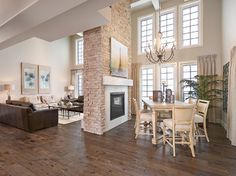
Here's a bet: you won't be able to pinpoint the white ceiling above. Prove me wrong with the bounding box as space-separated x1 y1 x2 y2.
0 0 38 27
0 0 118 50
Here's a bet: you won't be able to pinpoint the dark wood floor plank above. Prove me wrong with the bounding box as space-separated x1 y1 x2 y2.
0 120 235 176
5 163 37 176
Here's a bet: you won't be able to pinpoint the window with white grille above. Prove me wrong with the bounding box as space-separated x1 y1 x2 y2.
181 63 197 100
76 38 84 65
160 65 175 92
141 67 153 99
139 15 153 53
75 71 83 97
160 10 175 48
181 1 201 47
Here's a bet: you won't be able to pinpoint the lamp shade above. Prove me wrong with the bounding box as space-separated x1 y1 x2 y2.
3 84 11 91
68 85 75 91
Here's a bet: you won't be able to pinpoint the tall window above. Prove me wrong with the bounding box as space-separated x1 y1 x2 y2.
76 38 84 64
160 65 175 92
160 10 175 48
181 63 197 100
181 1 201 47
141 67 153 99
75 71 83 97
139 15 153 53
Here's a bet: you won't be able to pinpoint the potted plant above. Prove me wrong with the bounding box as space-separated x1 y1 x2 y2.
180 75 223 107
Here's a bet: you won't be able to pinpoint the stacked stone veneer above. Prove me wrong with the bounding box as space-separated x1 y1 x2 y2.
83 0 132 135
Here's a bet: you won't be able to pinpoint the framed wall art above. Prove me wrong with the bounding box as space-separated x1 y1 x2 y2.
38 65 51 94
110 38 128 78
21 63 38 94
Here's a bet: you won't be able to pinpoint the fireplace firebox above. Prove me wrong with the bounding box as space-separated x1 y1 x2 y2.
110 92 125 120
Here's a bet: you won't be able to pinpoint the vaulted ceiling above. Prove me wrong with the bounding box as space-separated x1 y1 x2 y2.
0 0 118 50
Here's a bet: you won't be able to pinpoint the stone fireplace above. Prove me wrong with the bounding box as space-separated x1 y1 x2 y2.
82 0 131 135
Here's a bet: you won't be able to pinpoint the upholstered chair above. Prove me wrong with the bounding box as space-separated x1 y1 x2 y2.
163 105 195 157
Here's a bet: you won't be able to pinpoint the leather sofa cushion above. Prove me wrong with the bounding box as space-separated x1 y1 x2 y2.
6 100 36 111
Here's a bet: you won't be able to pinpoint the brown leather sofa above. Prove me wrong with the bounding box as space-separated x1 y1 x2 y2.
0 101 58 132
70 96 84 113
63 96 84 113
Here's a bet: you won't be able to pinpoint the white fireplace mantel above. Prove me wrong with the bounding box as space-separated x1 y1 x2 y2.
103 76 132 132
103 76 133 86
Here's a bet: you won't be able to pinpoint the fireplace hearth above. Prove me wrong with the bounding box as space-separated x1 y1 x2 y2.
110 92 125 120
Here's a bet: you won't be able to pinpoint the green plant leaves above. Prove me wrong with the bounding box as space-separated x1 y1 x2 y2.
180 75 223 105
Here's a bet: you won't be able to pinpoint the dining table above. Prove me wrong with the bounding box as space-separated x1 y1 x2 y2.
142 99 194 145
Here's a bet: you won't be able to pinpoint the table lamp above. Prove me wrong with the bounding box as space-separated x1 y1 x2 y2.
67 85 75 98
4 84 13 101
68 85 75 91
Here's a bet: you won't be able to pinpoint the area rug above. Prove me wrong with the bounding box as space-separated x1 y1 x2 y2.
58 114 83 125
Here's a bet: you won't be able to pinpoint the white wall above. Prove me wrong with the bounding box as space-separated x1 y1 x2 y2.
222 0 236 64
0 37 70 102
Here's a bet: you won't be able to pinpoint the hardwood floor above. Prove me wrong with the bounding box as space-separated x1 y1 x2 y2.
0 120 235 176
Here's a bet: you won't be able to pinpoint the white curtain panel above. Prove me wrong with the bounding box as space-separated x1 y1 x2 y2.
131 63 140 115
227 46 236 146
197 54 217 75
197 54 218 123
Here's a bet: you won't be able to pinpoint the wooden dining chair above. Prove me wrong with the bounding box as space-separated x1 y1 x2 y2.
133 98 152 139
194 99 210 142
163 105 195 157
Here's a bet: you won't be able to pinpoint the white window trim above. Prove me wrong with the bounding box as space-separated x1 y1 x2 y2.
179 0 203 49
158 62 178 93
75 38 84 65
137 14 154 55
178 60 197 100
160 7 177 50
140 64 156 104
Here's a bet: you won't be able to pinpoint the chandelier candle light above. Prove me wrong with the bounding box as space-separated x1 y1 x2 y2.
145 7 176 64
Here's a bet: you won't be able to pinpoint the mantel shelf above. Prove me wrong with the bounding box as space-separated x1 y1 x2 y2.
103 76 133 86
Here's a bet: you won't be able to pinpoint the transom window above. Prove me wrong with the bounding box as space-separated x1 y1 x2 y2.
181 63 197 100
160 65 175 92
76 38 84 65
160 10 175 48
181 2 200 47
141 67 153 99
139 16 153 53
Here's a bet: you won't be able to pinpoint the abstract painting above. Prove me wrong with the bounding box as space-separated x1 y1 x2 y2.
21 63 38 94
110 38 128 78
39 65 51 94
